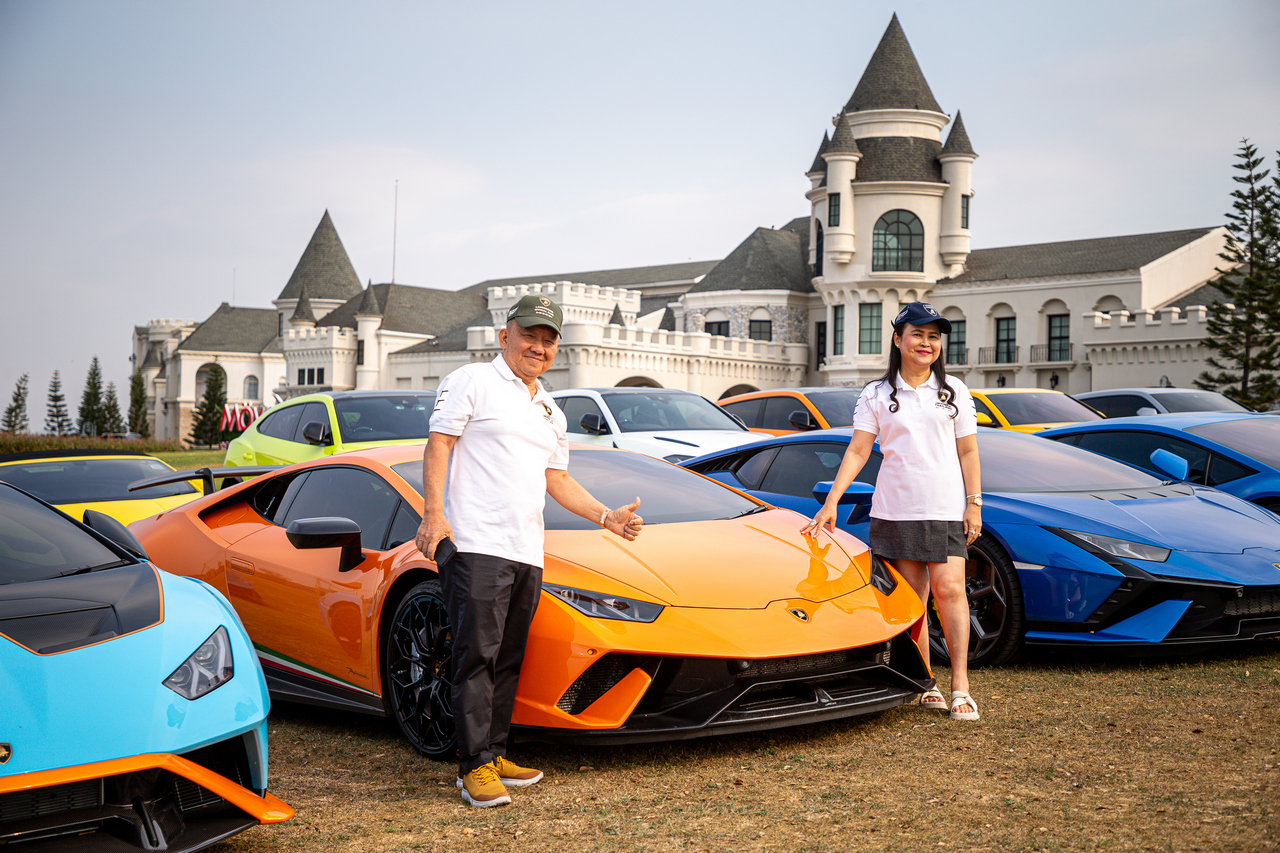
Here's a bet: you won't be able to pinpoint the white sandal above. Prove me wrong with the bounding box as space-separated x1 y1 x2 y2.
920 687 946 711
949 690 980 721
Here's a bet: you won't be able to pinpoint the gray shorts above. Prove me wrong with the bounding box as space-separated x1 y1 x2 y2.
869 518 967 564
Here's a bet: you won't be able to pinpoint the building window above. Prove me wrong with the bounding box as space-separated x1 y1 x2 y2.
813 220 824 278
815 321 826 368
297 368 306 386
705 321 729 337
356 339 365 366
243 376 259 401
305 368 315 385
872 210 924 272
827 193 840 228
278 313 283 337
316 367 325 386
833 305 845 356
947 320 966 365
858 304 881 354
749 320 772 341
996 317 1017 363
1048 314 1070 362
961 195 970 230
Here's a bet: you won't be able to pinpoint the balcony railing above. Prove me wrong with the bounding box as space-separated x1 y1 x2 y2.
978 345 1019 365
1030 342 1073 363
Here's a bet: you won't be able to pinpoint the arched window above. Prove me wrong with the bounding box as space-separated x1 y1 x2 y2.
749 308 772 341
704 309 729 338
194 363 223 402
872 210 924 272
243 375 260 401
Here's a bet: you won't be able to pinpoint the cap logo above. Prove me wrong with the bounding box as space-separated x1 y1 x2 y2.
539 297 551 307
921 303 938 316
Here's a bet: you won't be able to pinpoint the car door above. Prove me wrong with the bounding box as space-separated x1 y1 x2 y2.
224 465 410 698
556 394 614 448
1070 430 1210 483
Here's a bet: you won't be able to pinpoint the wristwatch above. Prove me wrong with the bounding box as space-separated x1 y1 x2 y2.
966 494 983 507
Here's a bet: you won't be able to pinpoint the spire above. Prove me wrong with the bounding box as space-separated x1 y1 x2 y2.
608 303 625 325
278 210 364 302
826 114 861 156
807 131 830 175
290 282 317 325
941 110 976 156
843 14 943 114
355 280 382 317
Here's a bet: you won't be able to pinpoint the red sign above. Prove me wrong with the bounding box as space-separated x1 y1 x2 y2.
221 403 266 433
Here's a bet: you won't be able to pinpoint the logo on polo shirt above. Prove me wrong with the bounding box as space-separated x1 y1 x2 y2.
539 402 555 423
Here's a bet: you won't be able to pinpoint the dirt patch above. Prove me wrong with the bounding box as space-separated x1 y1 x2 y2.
221 641 1280 852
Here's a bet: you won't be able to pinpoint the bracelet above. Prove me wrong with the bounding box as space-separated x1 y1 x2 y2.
966 494 981 499
600 509 609 527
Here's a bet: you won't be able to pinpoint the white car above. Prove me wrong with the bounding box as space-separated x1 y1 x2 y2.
1074 387 1256 418
550 388 764 462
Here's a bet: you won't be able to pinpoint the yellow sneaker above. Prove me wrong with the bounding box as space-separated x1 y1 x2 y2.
493 755 543 787
457 763 511 808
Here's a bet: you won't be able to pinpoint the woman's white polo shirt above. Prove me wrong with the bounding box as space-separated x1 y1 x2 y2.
429 355 569 567
852 373 977 522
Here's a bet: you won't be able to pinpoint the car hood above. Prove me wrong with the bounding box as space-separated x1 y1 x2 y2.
613 430 763 459
544 508 871 609
991 484 1280 554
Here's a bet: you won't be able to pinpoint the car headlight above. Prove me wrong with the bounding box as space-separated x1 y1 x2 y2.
1060 530 1170 563
543 584 664 623
164 626 234 700
868 555 899 596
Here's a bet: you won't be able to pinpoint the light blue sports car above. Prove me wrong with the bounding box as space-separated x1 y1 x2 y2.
0 482 292 851
685 428 1280 667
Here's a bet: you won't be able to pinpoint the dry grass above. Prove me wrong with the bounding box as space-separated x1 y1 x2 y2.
221 641 1280 852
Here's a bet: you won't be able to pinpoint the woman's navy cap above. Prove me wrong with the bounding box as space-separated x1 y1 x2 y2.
892 301 952 335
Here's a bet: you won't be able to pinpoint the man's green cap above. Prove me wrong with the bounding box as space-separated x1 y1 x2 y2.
507 294 563 334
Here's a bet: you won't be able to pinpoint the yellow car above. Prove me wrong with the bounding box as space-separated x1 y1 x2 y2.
0 449 202 525
969 388 1104 433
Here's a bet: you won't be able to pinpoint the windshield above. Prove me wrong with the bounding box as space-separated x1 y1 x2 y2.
1187 418 1280 469
1151 391 1251 413
0 456 195 503
806 389 862 426
976 431 1162 493
335 394 436 443
0 486 129 584
601 391 745 433
394 449 760 528
989 392 1103 425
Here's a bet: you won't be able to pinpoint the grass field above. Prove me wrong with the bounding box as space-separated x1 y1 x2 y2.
151 449 228 469
219 642 1279 852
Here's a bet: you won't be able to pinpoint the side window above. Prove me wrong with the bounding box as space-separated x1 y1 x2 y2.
1096 395 1148 418
760 397 802 431
290 402 331 443
720 399 763 429
279 467 403 550
758 443 847 498
972 397 995 420
385 501 422 550
733 447 779 489
258 405 303 440
1206 453 1255 487
1073 431 1209 484
558 396 607 435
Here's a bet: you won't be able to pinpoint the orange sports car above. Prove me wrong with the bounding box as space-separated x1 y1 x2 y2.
131 444 930 758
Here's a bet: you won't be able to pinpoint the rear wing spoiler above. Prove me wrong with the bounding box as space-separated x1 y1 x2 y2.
129 466 283 496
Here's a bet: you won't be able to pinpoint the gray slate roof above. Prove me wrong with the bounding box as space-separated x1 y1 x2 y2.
395 308 494 354
843 15 943 114
356 283 382 316
941 111 976 157
943 228 1217 284
687 226 812 294
277 210 364 302
826 115 861 156
807 131 830 176
290 284 317 324
319 282 488 337
853 136 943 183
1164 281 1227 310
178 303 280 354
468 260 719 292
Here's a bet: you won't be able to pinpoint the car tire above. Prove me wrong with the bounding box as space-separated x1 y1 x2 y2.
382 579 457 759
928 533 1026 669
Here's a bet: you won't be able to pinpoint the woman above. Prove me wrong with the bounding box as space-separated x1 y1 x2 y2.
803 301 982 721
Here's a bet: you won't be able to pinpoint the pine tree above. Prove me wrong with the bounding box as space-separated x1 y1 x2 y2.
103 382 126 434
1195 140 1280 408
45 371 72 436
77 356 107 436
128 366 151 437
188 363 228 447
2 374 29 433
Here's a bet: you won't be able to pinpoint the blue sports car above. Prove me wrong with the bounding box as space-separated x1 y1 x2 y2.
1039 413 1280 514
684 428 1280 667
0 483 292 851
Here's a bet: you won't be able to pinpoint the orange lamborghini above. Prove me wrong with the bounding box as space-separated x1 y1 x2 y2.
131 444 930 758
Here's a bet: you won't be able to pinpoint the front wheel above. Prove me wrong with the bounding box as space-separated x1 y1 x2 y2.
383 579 456 759
928 533 1026 668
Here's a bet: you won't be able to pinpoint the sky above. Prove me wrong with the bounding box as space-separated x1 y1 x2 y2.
2 0 1278 430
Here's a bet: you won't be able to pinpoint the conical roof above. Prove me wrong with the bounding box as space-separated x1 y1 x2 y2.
277 210 364 301
807 131 830 175
355 281 383 317
843 14 942 114
290 282 317 324
609 303 625 325
826 114 861 156
941 110 976 156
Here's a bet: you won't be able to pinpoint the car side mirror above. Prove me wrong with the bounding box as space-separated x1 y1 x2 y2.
789 410 820 431
82 509 148 560
579 413 611 435
975 412 994 426
1136 406 1158 417
302 421 333 446
286 517 365 571
1149 448 1190 482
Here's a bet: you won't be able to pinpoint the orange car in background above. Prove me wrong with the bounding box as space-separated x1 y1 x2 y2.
132 444 930 758
719 387 864 436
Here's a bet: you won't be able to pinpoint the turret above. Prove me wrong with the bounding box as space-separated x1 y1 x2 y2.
354 282 383 390
939 111 977 275
822 113 861 265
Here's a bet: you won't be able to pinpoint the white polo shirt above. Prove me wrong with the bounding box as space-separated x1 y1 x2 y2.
851 373 978 522
429 355 569 567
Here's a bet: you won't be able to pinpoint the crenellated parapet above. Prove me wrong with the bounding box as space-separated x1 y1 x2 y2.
284 325 358 350
1081 305 1219 389
486 281 642 328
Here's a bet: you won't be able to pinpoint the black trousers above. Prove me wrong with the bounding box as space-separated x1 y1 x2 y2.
439 551 542 775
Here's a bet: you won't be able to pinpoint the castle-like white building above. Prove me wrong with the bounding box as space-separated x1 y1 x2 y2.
135 15 1229 443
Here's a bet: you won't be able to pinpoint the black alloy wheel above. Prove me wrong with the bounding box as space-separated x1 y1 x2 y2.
928 533 1026 668
383 579 457 759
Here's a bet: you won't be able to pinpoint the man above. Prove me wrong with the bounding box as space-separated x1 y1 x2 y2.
414 293 643 808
